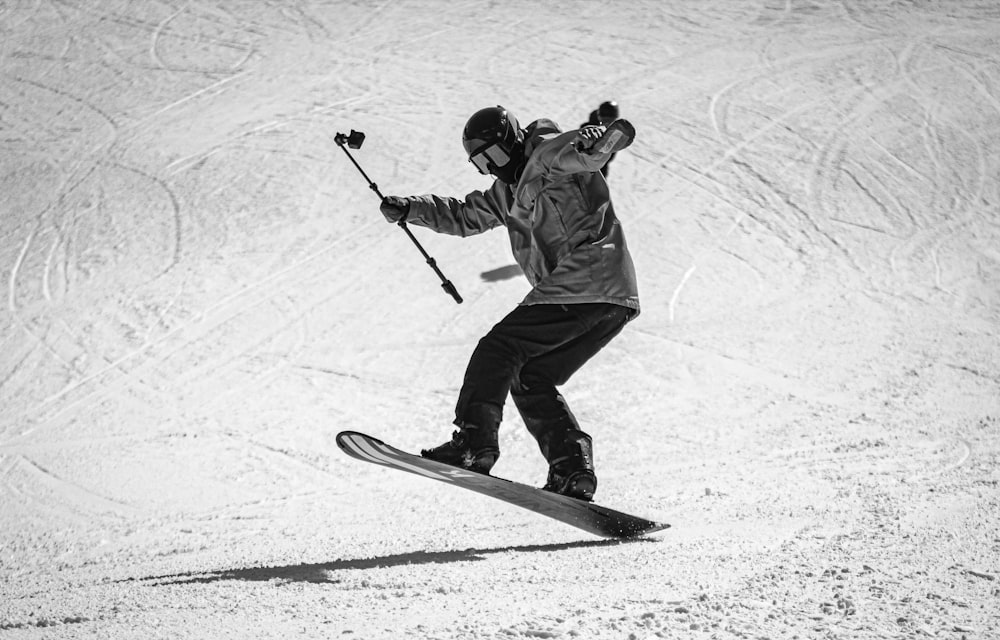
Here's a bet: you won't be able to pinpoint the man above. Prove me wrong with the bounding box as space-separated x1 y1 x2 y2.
379 105 638 501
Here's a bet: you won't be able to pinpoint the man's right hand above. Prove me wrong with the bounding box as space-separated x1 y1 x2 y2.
380 195 410 223
575 125 606 151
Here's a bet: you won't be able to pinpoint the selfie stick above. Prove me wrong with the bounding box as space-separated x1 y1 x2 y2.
335 130 462 304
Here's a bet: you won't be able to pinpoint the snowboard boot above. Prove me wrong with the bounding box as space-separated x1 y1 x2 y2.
421 423 499 475
542 431 597 502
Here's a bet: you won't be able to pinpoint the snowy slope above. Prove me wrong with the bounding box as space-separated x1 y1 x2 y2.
2 1 999 638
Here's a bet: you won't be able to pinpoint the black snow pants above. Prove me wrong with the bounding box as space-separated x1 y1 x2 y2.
454 302 633 462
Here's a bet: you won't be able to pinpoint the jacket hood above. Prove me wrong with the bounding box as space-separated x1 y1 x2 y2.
524 119 562 156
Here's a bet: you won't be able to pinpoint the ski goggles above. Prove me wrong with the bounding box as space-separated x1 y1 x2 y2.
468 141 511 175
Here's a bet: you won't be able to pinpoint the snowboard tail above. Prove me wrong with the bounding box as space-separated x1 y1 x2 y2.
337 430 669 539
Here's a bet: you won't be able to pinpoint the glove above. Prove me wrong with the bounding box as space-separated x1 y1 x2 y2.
575 125 606 151
380 195 410 223
590 119 635 154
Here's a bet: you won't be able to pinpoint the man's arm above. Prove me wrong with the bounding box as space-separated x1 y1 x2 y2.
538 120 635 177
395 180 512 237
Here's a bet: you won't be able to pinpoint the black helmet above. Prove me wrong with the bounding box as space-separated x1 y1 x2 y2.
462 106 525 184
597 100 619 123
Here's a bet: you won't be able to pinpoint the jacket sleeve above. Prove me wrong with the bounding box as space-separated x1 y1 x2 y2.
404 181 511 237
533 129 614 178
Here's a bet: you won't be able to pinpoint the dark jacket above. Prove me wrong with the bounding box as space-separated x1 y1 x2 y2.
405 119 639 313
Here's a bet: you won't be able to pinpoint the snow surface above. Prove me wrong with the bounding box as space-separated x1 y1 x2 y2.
2 1 999 638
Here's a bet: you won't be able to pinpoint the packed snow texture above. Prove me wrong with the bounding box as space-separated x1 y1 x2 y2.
2 1 999 638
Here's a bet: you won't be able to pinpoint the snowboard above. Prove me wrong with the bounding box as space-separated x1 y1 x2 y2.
336 430 670 539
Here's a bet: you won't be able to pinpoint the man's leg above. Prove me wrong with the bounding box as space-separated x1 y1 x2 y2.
510 303 632 498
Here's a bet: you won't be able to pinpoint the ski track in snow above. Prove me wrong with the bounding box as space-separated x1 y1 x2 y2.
2 1 999 638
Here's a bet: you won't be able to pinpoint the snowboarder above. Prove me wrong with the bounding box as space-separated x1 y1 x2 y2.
582 100 620 177
379 105 638 501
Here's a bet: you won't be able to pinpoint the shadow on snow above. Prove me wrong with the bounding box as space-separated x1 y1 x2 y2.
128 538 659 585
